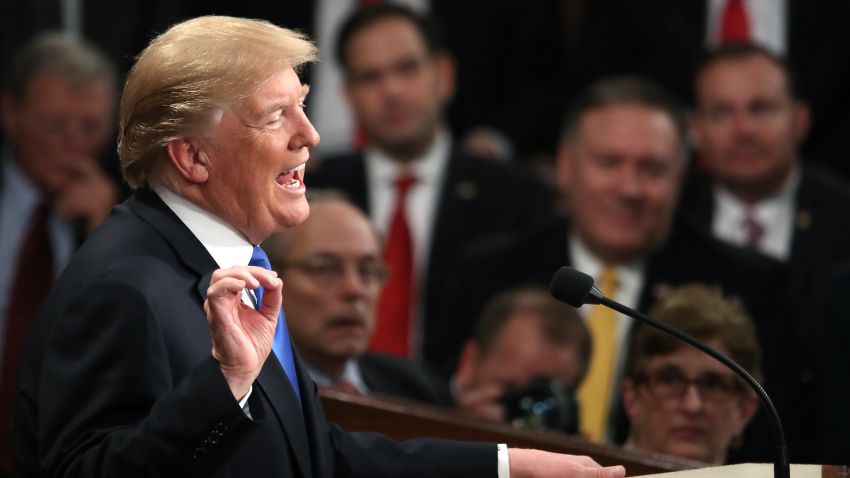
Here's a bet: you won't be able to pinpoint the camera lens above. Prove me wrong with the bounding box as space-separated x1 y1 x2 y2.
500 376 579 434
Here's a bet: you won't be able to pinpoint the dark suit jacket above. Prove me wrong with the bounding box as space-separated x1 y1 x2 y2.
443 213 803 463
13 189 495 478
815 261 850 464
680 165 850 462
306 149 555 372
358 353 453 407
682 164 850 343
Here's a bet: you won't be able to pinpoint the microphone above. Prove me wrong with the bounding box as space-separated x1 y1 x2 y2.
549 266 790 478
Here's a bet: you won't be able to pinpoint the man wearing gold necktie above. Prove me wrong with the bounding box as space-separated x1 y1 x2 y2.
552 77 791 461
446 76 793 461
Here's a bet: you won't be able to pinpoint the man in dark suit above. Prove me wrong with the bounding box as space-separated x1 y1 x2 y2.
0 33 119 475
453 288 589 433
13 15 624 478
307 5 555 370
443 76 799 461
264 192 451 405
681 43 850 462
684 43 850 346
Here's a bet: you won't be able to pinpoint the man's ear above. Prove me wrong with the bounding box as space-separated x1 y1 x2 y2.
792 100 812 145
433 51 456 103
454 341 480 386
165 138 210 184
555 145 574 197
621 378 639 420
1 93 19 135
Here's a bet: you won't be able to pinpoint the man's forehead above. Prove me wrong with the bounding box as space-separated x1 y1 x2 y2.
645 350 729 373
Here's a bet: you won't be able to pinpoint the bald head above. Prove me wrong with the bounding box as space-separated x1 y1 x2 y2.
264 196 386 378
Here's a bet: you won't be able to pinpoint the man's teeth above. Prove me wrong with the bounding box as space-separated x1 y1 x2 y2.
283 178 301 189
283 163 306 174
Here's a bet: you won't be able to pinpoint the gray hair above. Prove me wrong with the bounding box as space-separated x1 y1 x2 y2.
5 32 116 102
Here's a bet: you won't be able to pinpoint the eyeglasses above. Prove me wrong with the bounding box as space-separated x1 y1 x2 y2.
635 366 745 404
281 255 388 288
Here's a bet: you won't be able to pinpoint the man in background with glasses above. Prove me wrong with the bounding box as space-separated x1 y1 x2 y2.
265 192 450 405
621 284 760 464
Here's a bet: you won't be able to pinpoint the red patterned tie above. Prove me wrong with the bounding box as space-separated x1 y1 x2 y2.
370 172 417 357
720 0 750 43
0 201 54 474
333 378 362 395
744 210 764 249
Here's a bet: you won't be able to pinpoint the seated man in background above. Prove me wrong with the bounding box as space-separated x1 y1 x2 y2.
453 288 589 434
0 32 118 473
264 191 450 405
622 284 759 464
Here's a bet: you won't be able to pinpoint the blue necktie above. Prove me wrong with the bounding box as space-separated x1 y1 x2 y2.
249 245 301 402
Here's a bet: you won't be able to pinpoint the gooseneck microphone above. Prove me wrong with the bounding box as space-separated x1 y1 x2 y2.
549 266 790 478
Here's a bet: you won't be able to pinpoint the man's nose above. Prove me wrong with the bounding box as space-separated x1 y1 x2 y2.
680 383 706 412
732 111 758 137
337 266 370 298
292 113 321 149
617 167 644 199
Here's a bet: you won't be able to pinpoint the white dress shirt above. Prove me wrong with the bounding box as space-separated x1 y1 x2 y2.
305 359 370 394
155 186 256 406
364 129 451 355
0 155 75 369
365 128 451 277
712 167 800 262
706 0 788 54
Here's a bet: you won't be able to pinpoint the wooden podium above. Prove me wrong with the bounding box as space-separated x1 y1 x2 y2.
320 389 704 475
320 389 848 477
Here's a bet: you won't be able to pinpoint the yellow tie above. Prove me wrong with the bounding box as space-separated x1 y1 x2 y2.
577 267 618 442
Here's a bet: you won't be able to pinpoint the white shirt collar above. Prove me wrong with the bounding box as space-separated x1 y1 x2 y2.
305 359 369 394
712 166 800 261
365 128 451 188
568 233 645 301
153 186 254 268
2 150 39 208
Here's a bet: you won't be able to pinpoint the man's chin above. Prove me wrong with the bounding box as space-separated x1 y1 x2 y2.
275 200 311 229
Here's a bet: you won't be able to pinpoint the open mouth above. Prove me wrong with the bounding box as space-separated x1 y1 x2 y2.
276 162 306 191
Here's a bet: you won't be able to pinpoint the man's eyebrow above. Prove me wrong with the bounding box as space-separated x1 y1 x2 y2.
258 84 311 118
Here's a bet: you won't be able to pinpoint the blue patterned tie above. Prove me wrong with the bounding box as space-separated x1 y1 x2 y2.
249 245 301 402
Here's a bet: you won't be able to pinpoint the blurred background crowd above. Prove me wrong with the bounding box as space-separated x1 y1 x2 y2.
2 0 849 475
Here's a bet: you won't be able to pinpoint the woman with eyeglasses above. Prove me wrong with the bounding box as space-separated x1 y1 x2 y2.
620 284 761 464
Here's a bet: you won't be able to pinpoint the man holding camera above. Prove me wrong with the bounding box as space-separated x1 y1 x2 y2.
453 288 590 434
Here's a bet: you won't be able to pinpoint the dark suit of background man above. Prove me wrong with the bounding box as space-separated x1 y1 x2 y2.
13 14 624 478
681 43 850 463
263 193 451 405
0 33 119 475
307 4 555 373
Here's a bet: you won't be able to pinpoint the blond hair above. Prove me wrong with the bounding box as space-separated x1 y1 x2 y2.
118 16 318 189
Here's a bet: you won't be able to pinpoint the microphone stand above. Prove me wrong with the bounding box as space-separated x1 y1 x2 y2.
596 295 790 478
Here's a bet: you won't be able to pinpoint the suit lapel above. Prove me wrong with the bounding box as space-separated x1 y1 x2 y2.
256 354 313 478
127 189 219 278
129 189 315 475
425 151 473 309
